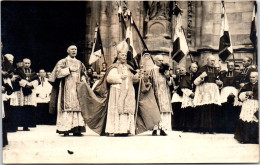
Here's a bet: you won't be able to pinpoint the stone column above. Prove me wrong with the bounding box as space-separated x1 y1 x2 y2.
85 1 93 66
201 1 214 48
195 1 202 49
108 1 121 64
85 1 101 70
99 1 108 69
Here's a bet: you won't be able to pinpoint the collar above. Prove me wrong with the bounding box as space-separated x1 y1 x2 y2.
66 55 77 60
207 65 214 69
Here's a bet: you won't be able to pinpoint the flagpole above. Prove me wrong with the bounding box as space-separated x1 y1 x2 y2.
189 53 193 63
134 51 144 128
97 26 106 64
117 3 154 65
89 28 97 65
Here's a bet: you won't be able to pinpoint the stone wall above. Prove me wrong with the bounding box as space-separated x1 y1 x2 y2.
85 1 257 72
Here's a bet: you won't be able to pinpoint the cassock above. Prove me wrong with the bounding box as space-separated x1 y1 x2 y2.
8 67 23 131
2 56 16 133
10 67 39 129
171 74 184 130
35 77 54 125
151 65 172 131
49 55 87 135
193 65 222 133
219 70 241 133
2 86 8 147
179 72 196 131
234 82 258 144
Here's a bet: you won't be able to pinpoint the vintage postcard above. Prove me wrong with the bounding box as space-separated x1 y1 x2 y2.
1 0 259 164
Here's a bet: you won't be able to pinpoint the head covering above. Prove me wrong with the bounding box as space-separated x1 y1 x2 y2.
154 55 164 61
4 54 14 61
116 41 129 55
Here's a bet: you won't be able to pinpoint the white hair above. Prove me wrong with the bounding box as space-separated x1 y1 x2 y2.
250 71 258 77
23 58 31 62
4 54 14 61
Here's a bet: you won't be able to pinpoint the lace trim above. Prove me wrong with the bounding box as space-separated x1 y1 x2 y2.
220 86 241 106
181 88 194 108
171 92 182 103
153 112 172 131
239 100 259 122
56 111 85 132
193 83 221 106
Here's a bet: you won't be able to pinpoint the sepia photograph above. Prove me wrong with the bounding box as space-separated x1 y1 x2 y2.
1 0 259 164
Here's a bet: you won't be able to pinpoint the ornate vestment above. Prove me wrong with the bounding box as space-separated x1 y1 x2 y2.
151 65 172 131
105 62 137 135
49 56 87 132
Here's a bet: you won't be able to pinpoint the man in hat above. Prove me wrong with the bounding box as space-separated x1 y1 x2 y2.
193 55 223 133
104 41 139 136
49 45 87 136
150 55 173 136
76 43 160 136
10 58 39 131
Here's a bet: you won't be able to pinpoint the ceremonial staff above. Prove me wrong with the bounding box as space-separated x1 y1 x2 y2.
134 51 144 126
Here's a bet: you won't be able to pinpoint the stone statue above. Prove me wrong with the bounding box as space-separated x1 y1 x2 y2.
147 1 170 21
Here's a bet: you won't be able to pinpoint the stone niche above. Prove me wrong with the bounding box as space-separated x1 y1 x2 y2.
146 20 171 39
145 20 172 51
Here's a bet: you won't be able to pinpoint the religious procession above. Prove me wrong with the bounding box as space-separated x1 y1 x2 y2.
1 1 259 163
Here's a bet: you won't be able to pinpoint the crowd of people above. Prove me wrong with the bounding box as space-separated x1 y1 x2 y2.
2 41 259 148
1 44 106 147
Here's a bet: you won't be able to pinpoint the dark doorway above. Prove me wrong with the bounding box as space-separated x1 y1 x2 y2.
1 1 86 72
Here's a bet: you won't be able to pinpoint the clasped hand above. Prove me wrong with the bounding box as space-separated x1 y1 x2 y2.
246 91 253 97
200 72 207 79
69 66 78 72
215 80 222 86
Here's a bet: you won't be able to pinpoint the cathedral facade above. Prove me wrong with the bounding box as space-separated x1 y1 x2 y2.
85 1 257 72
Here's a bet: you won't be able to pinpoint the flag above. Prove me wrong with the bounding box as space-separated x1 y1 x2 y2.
89 26 104 65
250 2 257 46
126 22 137 58
172 10 189 63
219 2 233 62
125 19 140 70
